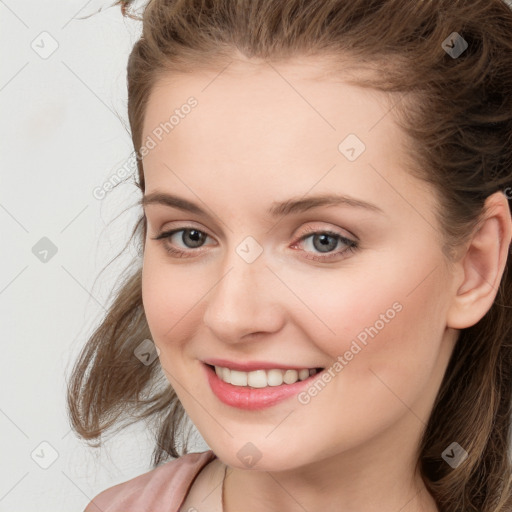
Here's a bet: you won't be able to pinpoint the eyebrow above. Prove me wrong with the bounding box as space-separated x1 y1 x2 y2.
141 192 384 218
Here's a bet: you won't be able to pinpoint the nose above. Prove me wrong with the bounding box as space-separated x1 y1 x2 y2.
202 249 285 343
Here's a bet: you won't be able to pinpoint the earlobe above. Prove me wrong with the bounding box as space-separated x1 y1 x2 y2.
446 192 512 330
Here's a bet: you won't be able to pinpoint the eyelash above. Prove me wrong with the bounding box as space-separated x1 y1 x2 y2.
152 225 359 262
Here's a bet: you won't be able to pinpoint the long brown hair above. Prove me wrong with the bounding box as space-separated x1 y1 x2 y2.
66 1 512 510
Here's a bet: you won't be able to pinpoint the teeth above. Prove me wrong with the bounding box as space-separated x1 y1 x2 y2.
248 370 267 388
213 365 320 387
267 369 284 386
230 369 248 386
283 369 298 384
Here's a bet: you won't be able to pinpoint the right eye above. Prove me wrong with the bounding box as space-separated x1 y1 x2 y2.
153 227 215 258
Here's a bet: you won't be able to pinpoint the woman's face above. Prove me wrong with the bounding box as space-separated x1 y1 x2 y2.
140 58 460 472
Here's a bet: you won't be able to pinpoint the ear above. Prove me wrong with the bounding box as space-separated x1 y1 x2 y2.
446 191 512 330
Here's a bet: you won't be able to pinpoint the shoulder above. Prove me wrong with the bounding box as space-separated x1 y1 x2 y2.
83 449 216 512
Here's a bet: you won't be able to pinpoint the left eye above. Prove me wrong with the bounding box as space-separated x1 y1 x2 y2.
296 230 354 251
292 230 359 261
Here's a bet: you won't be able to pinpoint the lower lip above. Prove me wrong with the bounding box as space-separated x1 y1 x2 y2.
203 363 322 410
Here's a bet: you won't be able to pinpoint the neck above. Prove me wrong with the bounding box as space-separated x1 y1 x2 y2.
222 462 437 512
220 417 439 512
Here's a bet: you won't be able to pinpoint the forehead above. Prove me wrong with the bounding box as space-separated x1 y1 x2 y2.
140 58 438 229
143 58 398 168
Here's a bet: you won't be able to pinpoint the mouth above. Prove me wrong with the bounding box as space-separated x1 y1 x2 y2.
203 362 326 410
205 363 325 388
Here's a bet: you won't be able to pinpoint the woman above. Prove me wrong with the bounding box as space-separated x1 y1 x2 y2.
68 0 512 510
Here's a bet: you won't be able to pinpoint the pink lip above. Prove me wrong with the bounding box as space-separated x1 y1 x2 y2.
203 358 321 372
203 362 323 410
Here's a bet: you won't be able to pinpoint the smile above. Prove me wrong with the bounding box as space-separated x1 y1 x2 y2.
203 363 325 410
212 365 322 387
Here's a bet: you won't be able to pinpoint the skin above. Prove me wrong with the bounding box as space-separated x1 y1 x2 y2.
139 56 512 512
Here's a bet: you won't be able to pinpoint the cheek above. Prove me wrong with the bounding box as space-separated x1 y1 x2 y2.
290 252 450 400
268 255 451 454
141 251 201 349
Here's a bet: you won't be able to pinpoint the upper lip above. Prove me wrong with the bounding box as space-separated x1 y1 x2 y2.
203 358 323 372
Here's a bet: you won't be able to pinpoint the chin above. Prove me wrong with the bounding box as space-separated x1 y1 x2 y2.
210 442 311 473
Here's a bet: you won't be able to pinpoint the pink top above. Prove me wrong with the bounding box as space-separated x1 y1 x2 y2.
84 450 217 512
